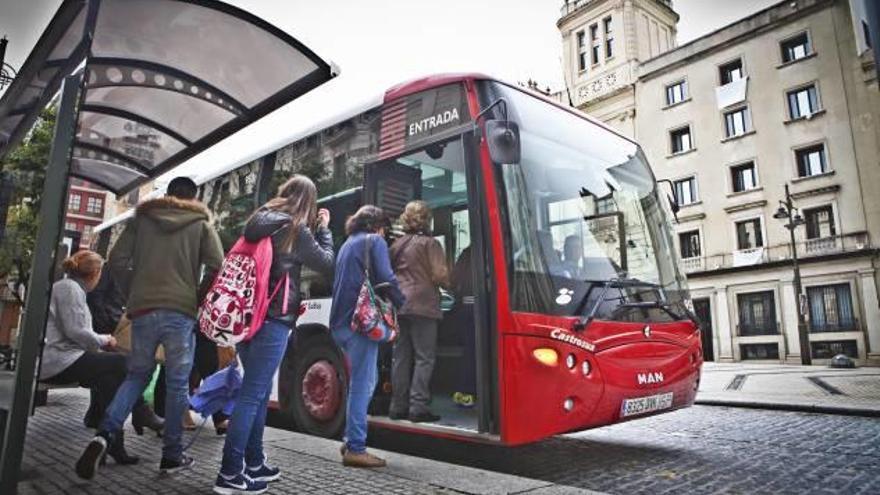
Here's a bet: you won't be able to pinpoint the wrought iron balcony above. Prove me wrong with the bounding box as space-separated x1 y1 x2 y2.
681 232 871 275
737 321 779 336
809 318 859 334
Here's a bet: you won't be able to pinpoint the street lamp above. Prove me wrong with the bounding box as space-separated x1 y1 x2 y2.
1 36 18 91
773 183 812 365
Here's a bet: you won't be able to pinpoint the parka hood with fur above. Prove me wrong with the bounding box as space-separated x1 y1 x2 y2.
136 196 212 233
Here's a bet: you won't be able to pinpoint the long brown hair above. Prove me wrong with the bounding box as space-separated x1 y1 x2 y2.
259 175 318 252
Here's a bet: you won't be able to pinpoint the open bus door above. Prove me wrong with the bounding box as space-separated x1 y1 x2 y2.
362 160 422 416
362 133 497 439
364 160 423 221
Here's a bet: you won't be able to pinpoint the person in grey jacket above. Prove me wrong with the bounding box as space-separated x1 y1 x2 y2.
41 250 144 465
215 174 335 494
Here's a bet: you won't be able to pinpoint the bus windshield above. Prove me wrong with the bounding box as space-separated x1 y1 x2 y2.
483 82 690 322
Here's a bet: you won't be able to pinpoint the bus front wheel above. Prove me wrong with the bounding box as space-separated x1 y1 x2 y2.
286 337 347 438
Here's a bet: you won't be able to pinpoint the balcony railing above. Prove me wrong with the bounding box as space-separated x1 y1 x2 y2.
681 232 871 274
809 318 859 333
738 321 779 336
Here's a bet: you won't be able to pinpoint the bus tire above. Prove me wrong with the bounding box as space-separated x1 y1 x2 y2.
285 336 347 438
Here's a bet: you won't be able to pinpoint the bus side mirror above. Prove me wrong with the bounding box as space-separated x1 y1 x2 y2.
486 120 521 165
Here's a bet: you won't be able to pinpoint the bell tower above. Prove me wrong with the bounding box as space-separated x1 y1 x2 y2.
558 0 678 137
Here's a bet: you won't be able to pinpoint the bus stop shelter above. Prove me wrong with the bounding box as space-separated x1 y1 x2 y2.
0 0 336 490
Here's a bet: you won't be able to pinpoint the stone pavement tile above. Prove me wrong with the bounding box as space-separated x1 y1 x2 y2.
265 433 560 495
696 362 880 414
17 388 594 495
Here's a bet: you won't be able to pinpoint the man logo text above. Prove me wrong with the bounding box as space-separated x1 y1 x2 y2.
637 372 664 385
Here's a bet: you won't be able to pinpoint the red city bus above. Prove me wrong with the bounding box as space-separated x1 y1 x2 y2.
96 73 702 445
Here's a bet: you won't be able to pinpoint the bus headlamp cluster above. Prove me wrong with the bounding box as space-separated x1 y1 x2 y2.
565 354 576 369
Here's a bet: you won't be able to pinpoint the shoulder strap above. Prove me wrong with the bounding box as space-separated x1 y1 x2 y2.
363 233 373 278
391 234 415 269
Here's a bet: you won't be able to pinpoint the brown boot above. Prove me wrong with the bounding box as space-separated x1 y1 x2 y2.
342 450 387 468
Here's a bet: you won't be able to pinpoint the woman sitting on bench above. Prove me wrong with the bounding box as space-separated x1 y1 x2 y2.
39 250 162 465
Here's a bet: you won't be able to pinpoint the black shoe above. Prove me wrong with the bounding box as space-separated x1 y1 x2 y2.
409 412 441 423
160 454 195 474
76 433 109 480
106 431 139 465
388 411 408 420
132 403 164 436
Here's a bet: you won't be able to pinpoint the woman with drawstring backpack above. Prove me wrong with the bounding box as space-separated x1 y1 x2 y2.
206 175 334 494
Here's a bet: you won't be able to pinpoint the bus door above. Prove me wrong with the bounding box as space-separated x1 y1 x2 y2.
364 160 422 220
363 136 492 434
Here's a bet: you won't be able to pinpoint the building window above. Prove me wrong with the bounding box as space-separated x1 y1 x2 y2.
804 205 836 239
665 80 688 106
673 177 698 205
808 284 855 333
795 144 828 177
590 24 600 64
787 84 820 119
603 17 614 58
670 126 693 154
596 195 615 214
724 106 752 138
86 196 103 214
737 291 777 336
68 193 81 212
740 343 780 360
731 161 758 192
83 224 94 238
719 58 744 85
678 230 701 259
735 218 763 250
811 340 858 359
781 32 811 63
576 30 587 72
65 221 78 232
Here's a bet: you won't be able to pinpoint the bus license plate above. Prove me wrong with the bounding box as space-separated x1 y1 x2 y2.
620 392 673 417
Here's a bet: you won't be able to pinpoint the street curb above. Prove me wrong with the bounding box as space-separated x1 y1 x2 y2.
265 427 606 495
695 398 880 418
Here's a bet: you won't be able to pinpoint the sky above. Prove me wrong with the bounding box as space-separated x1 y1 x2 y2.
0 0 780 188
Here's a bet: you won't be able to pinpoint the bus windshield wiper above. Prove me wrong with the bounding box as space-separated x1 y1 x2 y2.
572 276 660 331
611 300 686 322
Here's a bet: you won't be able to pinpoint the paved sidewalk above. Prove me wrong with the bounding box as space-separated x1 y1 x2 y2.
17 389 599 494
696 362 880 416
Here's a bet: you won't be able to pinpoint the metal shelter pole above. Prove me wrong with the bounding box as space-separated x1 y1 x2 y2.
0 72 82 492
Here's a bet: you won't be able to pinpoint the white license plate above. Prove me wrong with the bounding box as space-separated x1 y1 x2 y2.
620 392 674 417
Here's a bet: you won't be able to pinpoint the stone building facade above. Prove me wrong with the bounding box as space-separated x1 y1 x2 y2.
558 0 880 364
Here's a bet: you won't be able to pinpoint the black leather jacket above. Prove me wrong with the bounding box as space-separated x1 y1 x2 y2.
243 209 334 323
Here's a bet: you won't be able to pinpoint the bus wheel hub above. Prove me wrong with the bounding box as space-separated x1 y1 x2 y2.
302 360 339 421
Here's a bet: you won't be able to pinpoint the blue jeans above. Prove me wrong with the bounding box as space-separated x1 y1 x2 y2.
332 327 378 454
220 320 290 476
100 310 195 461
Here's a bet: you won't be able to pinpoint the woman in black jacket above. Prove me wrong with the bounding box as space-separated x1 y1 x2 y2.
214 175 334 494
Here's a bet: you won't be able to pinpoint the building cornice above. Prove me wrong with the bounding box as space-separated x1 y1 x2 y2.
638 0 834 82
558 0 677 29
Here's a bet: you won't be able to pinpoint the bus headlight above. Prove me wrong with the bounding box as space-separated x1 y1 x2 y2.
563 398 574 412
565 354 576 369
582 360 591 377
532 348 558 367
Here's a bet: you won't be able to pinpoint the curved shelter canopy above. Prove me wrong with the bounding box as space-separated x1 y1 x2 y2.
0 0 337 194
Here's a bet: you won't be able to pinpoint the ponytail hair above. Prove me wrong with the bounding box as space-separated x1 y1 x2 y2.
62 250 103 279
256 175 318 252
